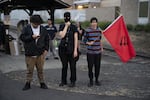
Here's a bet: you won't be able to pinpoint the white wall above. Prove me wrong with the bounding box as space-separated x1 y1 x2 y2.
85 7 115 22
101 0 121 7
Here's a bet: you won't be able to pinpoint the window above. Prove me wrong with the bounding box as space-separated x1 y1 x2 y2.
138 0 149 24
139 1 149 17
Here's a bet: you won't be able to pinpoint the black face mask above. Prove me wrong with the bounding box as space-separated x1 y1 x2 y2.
64 17 70 22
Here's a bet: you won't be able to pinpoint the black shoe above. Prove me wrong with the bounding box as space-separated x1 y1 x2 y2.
40 83 48 89
54 57 59 60
59 82 67 87
95 81 101 86
22 82 31 91
88 80 93 87
45 57 49 60
68 82 75 87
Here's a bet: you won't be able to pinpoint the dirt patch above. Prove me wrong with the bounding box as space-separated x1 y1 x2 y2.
130 32 150 54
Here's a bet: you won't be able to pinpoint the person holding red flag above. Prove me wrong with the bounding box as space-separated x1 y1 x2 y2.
103 15 136 62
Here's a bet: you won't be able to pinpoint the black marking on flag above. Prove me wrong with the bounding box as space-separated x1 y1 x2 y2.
120 36 128 46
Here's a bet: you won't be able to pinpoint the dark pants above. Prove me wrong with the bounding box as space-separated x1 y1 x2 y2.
59 47 76 83
87 53 101 81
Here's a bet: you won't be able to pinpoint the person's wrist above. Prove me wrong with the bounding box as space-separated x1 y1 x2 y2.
86 42 89 45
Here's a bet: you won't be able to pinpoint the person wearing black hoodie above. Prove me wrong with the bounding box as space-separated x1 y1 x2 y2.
20 15 49 90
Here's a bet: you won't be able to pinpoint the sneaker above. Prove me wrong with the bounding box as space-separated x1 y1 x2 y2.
22 82 31 91
59 82 67 87
68 82 75 87
88 80 93 87
95 81 101 86
45 57 49 60
54 57 59 60
40 83 48 89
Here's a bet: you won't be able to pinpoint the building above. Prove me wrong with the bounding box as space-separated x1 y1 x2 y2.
63 0 150 25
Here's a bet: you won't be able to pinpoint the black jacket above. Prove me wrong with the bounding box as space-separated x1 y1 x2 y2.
59 23 78 54
20 25 49 56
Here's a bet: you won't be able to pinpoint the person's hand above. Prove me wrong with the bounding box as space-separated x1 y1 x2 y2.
73 50 78 58
101 47 104 52
77 27 80 31
65 21 71 27
79 30 83 34
43 50 48 57
32 34 40 39
86 41 94 46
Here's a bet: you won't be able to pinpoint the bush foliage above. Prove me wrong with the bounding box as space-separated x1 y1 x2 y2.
55 19 150 32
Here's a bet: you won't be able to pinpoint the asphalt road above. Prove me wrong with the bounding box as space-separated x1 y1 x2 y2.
0 51 150 100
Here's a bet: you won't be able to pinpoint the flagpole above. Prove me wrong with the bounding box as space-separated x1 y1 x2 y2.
103 15 122 33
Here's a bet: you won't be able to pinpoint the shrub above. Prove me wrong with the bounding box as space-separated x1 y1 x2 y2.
98 21 111 30
54 19 64 24
134 24 145 31
127 24 133 31
144 23 150 32
81 21 90 29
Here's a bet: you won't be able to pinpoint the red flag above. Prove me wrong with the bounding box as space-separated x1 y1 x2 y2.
103 15 136 63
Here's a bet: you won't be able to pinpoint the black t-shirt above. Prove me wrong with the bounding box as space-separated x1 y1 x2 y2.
59 23 78 54
45 25 57 40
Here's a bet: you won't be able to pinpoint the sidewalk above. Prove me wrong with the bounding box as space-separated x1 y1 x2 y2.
0 51 150 100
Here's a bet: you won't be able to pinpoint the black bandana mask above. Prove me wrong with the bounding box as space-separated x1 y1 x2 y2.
64 12 71 22
64 17 71 22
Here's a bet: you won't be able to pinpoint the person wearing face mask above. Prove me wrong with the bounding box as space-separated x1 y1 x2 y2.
58 12 79 87
20 15 49 90
83 17 103 87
